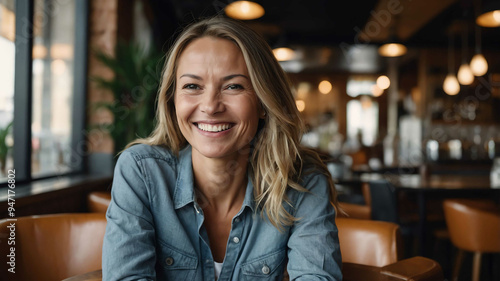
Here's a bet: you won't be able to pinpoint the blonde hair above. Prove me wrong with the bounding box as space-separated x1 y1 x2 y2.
129 17 338 230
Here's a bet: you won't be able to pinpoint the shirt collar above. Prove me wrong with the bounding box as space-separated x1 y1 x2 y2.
173 145 255 212
242 174 256 212
173 145 195 209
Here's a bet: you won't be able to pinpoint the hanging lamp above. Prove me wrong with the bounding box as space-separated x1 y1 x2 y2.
470 24 488 76
376 75 390 90
470 1 489 76
457 23 474 85
443 34 460 96
225 1 264 20
476 1 500 27
378 18 407 57
272 32 296 61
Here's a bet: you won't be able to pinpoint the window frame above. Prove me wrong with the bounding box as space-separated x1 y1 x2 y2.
2 0 89 186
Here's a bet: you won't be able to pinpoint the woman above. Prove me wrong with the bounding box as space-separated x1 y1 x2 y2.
103 17 342 281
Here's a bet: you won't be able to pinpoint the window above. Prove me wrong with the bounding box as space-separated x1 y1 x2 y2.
32 0 76 177
0 0 15 181
346 76 379 147
346 97 379 147
0 0 88 184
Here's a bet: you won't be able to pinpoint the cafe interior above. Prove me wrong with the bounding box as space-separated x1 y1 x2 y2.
0 0 500 280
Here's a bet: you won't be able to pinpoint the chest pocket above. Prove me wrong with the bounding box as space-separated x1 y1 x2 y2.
241 249 287 281
157 241 198 281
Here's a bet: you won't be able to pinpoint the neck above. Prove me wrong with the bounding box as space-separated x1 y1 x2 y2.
192 149 250 215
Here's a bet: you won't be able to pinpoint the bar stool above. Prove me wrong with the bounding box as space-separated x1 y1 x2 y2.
443 199 500 281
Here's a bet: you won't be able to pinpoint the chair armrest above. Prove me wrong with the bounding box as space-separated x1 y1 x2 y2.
343 262 384 281
343 257 443 281
380 256 444 281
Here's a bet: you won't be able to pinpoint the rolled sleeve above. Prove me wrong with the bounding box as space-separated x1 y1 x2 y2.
286 173 342 281
102 150 156 281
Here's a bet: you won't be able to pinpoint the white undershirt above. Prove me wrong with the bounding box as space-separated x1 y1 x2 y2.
214 261 223 280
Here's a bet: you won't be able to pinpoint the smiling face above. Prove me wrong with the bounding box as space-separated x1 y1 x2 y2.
174 36 262 161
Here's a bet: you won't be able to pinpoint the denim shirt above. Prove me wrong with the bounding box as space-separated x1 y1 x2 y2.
102 144 342 281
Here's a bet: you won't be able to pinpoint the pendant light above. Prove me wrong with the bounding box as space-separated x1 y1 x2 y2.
457 64 474 85
225 1 265 20
470 53 488 76
443 34 460 96
272 33 296 61
318 80 332 94
378 19 407 57
378 42 407 57
272 47 295 61
457 23 474 85
476 1 500 27
376 75 390 90
471 2 488 76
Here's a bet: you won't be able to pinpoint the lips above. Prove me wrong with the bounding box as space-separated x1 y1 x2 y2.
195 123 234 132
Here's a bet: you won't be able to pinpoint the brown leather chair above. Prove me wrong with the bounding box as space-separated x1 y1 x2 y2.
63 217 443 281
337 217 402 266
443 199 500 281
338 202 371 220
337 218 444 281
0 213 107 281
87 191 112 213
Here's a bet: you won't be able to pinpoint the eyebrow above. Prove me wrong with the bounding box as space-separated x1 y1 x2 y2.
222 74 249 81
179 74 202 80
179 74 249 81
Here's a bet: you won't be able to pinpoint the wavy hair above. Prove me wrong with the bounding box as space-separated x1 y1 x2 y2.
128 17 339 230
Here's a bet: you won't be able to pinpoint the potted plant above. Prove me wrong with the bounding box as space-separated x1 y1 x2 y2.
92 42 165 157
0 121 13 175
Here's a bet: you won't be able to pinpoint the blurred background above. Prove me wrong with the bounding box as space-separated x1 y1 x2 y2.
1 1 500 280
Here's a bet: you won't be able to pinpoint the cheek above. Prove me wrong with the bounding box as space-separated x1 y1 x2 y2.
174 96 190 121
240 101 262 130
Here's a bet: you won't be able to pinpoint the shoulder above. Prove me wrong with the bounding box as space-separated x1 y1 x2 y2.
286 163 331 204
297 151 330 189
294 147 332 192
299 168 330 194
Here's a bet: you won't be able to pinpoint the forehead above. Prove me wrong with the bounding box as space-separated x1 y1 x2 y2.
177 36 248 72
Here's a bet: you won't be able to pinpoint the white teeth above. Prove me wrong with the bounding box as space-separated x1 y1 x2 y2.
197 123 231 132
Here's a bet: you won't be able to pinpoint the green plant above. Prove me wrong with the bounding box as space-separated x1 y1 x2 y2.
92 42 165 156
0 121 13 172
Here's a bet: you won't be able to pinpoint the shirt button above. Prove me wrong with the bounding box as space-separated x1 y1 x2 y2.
165 257 174 266
234 217 241 223
205 259 211 264
232 237 240 244
262 265 270 275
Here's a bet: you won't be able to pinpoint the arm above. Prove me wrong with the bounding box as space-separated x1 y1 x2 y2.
286 173 342 281
102 150 156 281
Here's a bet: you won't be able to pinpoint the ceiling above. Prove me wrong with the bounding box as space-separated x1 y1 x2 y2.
148 0 500 73
151 0 500 46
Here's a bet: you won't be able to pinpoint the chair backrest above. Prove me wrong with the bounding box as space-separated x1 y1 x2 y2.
443 199 500 253
338 202 371 220
369 180 399 223
337 217 403 267
0 213 107 281
88 191 112 213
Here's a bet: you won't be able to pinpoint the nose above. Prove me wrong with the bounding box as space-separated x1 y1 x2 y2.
200 87 225 115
